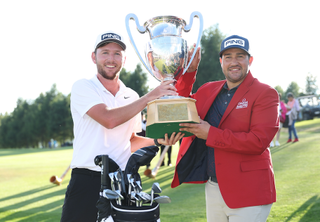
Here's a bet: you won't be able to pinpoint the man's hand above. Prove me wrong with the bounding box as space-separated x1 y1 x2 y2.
186 44 201 73
157 132 185 146
179 119 210 140
144 80 178 102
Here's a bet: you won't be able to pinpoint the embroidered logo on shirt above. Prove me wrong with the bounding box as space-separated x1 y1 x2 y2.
236 98 248 109
124 96 130 99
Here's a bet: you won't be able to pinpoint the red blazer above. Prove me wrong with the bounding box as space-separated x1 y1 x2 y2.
172 71 279 208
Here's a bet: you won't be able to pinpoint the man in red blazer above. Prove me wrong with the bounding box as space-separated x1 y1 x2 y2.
172 35 279 222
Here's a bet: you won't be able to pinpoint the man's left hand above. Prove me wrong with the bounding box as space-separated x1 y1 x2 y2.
179 119 210 140
158 132 184 146
186 44 201 73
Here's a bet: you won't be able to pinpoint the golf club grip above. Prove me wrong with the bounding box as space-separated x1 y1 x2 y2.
151 145 170 176
101 155 110 190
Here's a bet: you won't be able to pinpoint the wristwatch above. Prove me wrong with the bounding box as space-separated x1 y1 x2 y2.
154 138 161 146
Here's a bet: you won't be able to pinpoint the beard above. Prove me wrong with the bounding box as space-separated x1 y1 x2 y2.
97 62 121 80
224 65 248 84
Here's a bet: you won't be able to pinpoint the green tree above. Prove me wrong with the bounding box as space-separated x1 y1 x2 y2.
305 73 318 95
47 93 73 145
119 67 130 85
274 85 284 99
193 24 225 93
0 114 14 147
0 98 36 148
0 84 73 148
33 86 58 148
120 64 149 97
16 100 35 147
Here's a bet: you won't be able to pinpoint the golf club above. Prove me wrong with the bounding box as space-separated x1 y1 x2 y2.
154 196 171 204
49 165 70 186
102 189 121 200
150 182 162 206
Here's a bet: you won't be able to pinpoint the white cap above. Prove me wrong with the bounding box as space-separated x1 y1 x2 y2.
94 31 126 51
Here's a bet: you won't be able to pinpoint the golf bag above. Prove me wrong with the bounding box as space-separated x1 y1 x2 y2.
95 146 164 222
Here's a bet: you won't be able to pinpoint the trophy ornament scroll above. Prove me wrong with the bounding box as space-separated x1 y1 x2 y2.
125 12 203 138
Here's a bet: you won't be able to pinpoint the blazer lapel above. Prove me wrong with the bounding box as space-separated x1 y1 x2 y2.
219 72 254 125
196 81 226 119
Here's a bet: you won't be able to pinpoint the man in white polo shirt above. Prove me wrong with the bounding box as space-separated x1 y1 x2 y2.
60 30 196 222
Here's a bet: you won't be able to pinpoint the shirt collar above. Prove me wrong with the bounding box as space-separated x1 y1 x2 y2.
91 75 127 95
222 82 240 92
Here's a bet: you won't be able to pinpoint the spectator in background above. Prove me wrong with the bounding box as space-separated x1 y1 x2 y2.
286 92 300 143
270 93 287 147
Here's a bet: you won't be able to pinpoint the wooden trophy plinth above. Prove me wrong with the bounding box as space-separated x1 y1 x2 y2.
146 97 200 139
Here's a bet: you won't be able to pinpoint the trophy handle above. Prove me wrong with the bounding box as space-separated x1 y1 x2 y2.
182 11 203 75
125 13 154 77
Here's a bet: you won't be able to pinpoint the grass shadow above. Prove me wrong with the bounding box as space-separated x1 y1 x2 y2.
0 198 63 222
270 142 293 154
0 185 54 202
284 195 320 222
0 186 65 213
0 184 66 222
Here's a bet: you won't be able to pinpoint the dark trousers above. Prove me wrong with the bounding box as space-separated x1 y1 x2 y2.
61 168 101 222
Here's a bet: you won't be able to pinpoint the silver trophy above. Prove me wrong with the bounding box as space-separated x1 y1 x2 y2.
125 12 203 138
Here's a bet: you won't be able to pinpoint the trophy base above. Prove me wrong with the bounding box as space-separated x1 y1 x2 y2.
145 97 200 139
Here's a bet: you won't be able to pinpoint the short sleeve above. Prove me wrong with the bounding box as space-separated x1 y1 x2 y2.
71 79 104 117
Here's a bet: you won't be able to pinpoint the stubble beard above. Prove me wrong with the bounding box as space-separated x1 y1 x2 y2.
225 66 247 83
97 63 120 80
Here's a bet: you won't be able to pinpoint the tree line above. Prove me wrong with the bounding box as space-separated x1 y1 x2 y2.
275 73 318 102
0 65 150 149
0 25 318 148
0 85 73 148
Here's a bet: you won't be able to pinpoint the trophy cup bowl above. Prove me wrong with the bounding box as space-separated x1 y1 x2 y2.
126 12 203 138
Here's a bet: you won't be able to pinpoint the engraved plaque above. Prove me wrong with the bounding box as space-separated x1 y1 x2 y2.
158 103 188 121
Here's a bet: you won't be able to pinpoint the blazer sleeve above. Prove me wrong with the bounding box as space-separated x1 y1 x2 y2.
175 71 197 97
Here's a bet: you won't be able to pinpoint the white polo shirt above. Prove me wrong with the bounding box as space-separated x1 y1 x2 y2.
70 75 141 171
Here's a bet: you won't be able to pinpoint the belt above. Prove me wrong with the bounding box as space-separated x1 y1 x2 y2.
72 168 101 177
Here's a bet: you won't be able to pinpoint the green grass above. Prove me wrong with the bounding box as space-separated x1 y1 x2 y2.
267 119 320 222
0 118 319 221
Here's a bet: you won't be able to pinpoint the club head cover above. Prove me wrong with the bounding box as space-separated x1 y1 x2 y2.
96 195 112 222
124 146 159 184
